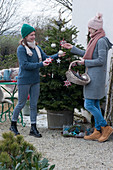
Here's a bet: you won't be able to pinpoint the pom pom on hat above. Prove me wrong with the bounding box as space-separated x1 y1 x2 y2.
21 24 35 39
97 13 103 19
88 13 103 30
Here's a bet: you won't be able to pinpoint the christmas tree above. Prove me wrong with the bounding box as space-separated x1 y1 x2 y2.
38 18 85 112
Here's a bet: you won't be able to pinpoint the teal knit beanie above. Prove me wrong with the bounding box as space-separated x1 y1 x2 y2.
21 24 35 39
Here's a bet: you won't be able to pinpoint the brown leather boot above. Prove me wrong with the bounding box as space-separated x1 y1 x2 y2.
98 126 113 142
84 128 101 140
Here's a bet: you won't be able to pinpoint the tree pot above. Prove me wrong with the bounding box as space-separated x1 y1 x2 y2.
47 110 74 130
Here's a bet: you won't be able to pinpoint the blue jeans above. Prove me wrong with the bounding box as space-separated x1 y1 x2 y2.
12 83 40 124
84 99 107 130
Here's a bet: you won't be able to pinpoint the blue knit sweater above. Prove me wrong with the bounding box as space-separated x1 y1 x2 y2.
17 45 58 85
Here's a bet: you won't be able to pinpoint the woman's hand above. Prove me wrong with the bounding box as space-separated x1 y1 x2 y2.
43 60 50 66
77 57 85 65
61 43 73 49
43 58 53 66
58 51 66 57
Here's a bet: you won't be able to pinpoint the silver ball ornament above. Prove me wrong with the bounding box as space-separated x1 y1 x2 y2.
61 27 66 32
51 43 56 48
58 50 64 55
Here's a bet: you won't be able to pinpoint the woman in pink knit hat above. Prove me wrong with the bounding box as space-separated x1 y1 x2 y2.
62 13 113 142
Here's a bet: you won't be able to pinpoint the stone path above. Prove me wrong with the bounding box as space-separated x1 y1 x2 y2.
0 115 113 170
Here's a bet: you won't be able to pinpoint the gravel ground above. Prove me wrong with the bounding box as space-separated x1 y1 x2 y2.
0 119 113 170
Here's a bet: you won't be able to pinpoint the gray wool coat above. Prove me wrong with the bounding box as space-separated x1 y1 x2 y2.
70 37 112 99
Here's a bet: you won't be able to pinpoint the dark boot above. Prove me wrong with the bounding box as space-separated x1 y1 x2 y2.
29 123 42 138
10 121 20 135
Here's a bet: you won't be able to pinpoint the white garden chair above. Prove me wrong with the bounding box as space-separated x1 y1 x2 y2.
0 86 13 122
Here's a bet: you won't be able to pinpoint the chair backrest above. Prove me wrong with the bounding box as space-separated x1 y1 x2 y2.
0 86 13 104
0 86 4 102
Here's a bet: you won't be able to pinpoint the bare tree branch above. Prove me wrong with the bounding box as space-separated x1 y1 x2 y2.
51 0 72 11
0 0 21 35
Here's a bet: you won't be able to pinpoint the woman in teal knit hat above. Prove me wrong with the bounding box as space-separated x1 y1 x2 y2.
10 23 65 137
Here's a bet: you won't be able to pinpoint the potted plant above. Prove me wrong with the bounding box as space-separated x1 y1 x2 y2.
37 18 84 129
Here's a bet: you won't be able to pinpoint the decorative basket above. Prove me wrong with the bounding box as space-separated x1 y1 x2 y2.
66 60 91 86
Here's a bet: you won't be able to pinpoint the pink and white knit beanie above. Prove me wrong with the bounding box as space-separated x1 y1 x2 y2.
88 13 103 30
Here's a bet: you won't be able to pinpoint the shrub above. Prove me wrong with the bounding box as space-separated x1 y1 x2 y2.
0 54 18 70
0 132 55 170
0 35 20 56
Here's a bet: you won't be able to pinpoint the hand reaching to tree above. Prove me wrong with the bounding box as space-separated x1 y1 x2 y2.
61 43 73 49
58 51 66 57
